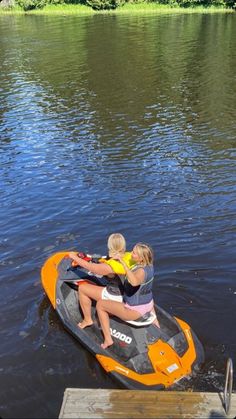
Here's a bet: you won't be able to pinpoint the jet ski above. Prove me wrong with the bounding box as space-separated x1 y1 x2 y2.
41 251 204 390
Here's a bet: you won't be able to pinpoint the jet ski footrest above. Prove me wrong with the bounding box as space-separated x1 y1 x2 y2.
126 310 157 327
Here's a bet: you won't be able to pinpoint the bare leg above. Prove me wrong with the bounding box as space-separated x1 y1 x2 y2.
98 309 113 349
151 309 160 328
78 283 104 329
153 318 160 328
96 300 141 349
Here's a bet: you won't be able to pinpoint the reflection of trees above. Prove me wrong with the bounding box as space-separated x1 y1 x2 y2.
174 14 236 139
1 13 236 153
0 15 91 125
83 13 236 152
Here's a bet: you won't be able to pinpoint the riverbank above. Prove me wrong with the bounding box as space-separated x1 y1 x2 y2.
0 3 234 15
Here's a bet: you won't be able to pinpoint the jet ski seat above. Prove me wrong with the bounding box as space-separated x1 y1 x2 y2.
126 310 157 327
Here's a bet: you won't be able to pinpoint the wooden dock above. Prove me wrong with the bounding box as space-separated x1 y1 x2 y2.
59 388 236 418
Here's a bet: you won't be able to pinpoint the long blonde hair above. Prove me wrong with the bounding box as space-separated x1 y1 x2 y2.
107 233 126 258
134 243 153 266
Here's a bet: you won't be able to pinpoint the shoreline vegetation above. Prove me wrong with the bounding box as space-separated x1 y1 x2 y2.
0 2 235 15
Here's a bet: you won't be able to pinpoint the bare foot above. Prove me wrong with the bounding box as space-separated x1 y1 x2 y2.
78 320 93 329
101 339 114 349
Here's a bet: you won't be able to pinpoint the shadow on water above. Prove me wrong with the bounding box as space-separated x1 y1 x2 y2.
208 412 227 419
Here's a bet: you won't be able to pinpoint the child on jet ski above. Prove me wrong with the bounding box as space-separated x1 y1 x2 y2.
96 243 157 349
69 233 135 329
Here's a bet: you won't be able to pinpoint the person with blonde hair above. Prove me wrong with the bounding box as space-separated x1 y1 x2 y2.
69 233 135 329
96 243 157 349
107 233 126 258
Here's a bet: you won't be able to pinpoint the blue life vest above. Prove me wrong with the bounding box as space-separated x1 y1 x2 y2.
123 265 154 306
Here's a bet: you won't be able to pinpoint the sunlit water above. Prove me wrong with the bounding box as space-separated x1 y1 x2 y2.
0 12 236 418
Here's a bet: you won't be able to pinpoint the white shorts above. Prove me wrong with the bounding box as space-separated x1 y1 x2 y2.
101 287 123 302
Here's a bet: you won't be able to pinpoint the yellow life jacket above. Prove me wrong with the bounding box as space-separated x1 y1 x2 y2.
99 251 135 275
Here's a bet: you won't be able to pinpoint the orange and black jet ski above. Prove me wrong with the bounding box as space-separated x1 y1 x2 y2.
41 251 204 390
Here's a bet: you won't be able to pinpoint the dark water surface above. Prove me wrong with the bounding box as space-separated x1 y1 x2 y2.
0 12 236 418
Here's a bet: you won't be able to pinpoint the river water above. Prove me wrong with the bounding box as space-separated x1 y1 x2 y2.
0 11 236 418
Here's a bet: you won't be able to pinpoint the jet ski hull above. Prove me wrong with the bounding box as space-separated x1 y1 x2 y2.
41 252 204 389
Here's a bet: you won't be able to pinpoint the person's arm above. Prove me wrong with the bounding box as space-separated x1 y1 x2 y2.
116 255 144 286
69 252 113 276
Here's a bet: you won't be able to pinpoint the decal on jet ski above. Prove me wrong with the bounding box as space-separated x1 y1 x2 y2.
115 366 129 376
110 328 132 344
166 363 179 373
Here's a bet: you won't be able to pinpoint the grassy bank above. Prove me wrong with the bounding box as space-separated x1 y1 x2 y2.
114 3 233 13
0 2 234 15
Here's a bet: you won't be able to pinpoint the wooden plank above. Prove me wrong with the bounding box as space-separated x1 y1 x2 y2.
59 388 236 418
